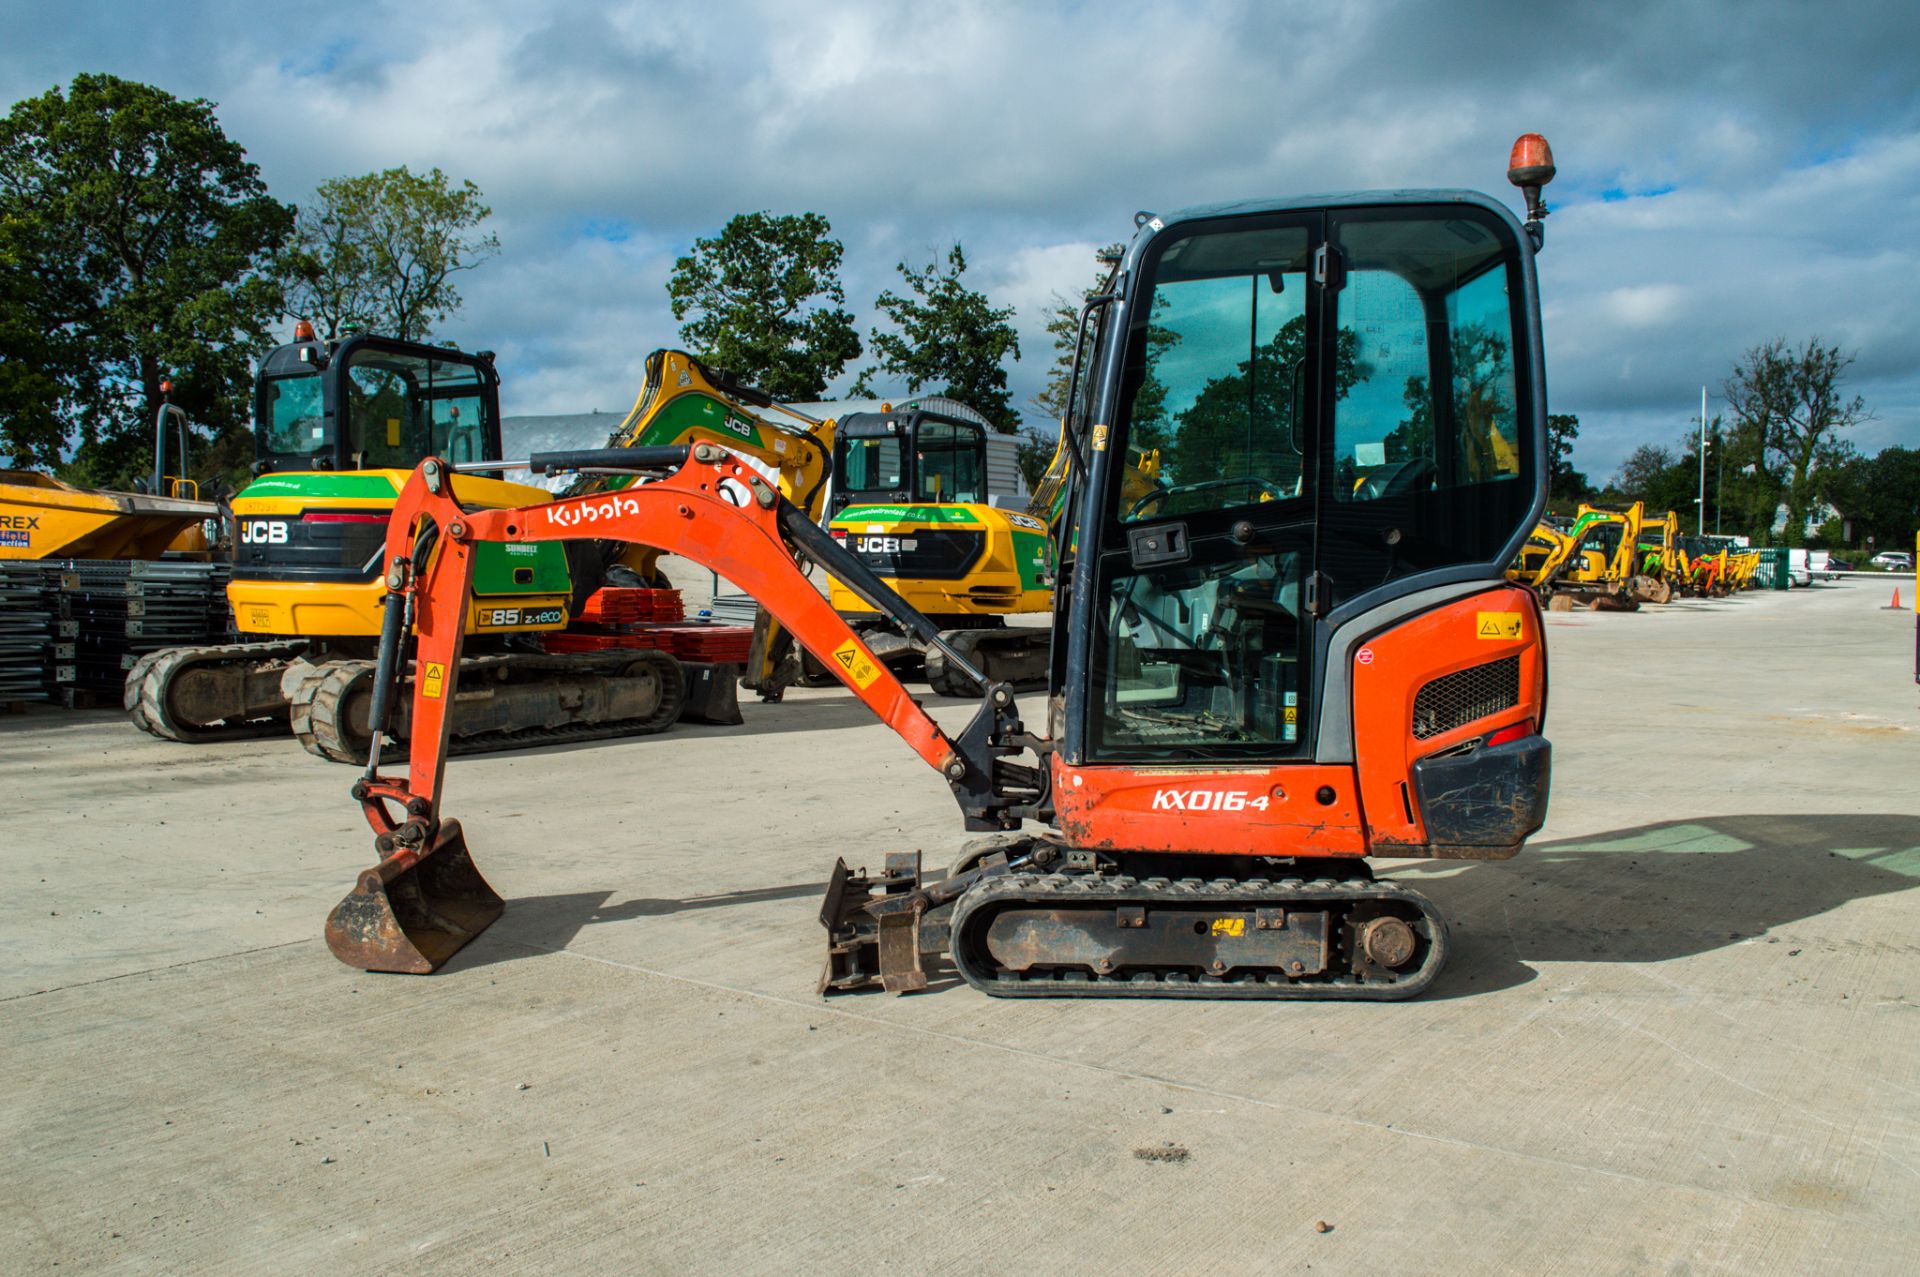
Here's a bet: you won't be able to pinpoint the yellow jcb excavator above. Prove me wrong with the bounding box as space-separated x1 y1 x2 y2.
1508 501 1662 610
126 336 830 760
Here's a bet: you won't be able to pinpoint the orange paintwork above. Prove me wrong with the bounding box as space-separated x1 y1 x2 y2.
1052 758 1368 858
366 453 964 825
1351 584 1546 852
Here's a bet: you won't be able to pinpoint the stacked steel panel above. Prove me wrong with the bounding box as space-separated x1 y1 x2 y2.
0 561 56 703
575 587 685 624
548 587 751 663
51 560 231 702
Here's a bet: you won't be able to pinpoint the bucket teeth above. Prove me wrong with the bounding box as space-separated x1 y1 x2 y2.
325 820 504 973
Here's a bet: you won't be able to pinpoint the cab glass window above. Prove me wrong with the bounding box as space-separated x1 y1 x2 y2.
1119 223 1311 522
842 435 904 493
344 351 487 470
262 375 324 460
1332 217 1520 503
915 419 983 504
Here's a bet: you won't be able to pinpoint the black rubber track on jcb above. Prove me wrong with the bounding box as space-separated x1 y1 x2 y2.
125 641 308 743
293 648 687 764
947 871 1448 1000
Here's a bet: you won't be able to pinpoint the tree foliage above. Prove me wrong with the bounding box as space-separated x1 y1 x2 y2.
1031 243 1123 422
281 166 498 342
1819 446 1920 552
666 211 860 402
1547 413 1590 504
1383 323 1516 486
1016 243 1123 489
0 74 292 482
1613 443 1675 501
1723 336 1869 547
1163 315 1363 487
853 244 1021 431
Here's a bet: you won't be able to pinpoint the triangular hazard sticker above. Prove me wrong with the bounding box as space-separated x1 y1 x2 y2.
835 649 857 670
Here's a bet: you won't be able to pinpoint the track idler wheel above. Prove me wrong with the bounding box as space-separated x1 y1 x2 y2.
325 819 503 973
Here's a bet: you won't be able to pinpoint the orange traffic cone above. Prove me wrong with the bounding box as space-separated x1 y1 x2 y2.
1885 587 1902 611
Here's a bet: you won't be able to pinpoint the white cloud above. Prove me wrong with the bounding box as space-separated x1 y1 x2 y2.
2 0 1917 478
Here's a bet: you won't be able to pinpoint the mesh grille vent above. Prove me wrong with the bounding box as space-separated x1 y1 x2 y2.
1412 656 1520 741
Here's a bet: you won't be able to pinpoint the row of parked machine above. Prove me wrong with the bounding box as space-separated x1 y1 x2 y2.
1506 501 1768 610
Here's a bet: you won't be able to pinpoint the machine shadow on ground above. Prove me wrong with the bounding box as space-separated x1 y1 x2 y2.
438 814 1917 998
446 881 827 971
1403 813 1920 997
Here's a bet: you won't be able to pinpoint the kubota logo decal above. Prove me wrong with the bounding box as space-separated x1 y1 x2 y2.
546 495 641 528
1150 789 1271 812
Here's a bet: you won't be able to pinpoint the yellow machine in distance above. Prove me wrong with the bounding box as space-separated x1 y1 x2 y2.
0 470 215 561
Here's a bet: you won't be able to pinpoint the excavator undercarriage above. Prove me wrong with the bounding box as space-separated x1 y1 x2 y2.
819 843 1447 999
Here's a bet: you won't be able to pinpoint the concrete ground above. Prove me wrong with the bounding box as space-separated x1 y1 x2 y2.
3 578 1916 1275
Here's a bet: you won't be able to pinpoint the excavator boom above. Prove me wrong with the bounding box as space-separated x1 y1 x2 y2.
329 443 1045 972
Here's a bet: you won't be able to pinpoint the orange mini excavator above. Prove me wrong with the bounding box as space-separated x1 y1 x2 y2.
325 137 1559 1000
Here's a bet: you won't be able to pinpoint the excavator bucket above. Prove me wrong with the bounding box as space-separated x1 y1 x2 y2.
325 819 504 973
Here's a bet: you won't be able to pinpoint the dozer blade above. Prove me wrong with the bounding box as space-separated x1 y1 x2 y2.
325 819 504 973
677 660 745 725
818 853 937 994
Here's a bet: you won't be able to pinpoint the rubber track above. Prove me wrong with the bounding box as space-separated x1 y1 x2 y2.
948 871 1447 1000
124 641 308 744
293 649 688 764
925 628 1051 698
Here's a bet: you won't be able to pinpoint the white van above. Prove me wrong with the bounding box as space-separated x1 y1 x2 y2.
1786 548 1811 587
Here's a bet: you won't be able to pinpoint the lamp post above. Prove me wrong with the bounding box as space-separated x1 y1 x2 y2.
1697 386 1708 535
1716 436 1725 535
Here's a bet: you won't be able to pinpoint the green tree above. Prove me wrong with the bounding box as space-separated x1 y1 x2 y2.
1820 446 1920 551
666 211 860 401
1723 337 1870 547
1166 315 1363 487
1031 243 1124 422
281 166 498 342
853 244 1021 431
1611 444 1673 498
1547 413 1590 503
1020 243 1124 490
0 74 292 481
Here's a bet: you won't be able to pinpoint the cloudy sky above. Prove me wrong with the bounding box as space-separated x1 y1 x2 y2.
5 0 1916 480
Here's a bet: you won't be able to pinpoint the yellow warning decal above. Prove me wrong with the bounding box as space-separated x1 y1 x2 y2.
830 639 882 690
421 662 446 698
1210 917 1245 938
1090 423 1110 453
1476 612 1524 641
1283 706 1297 725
